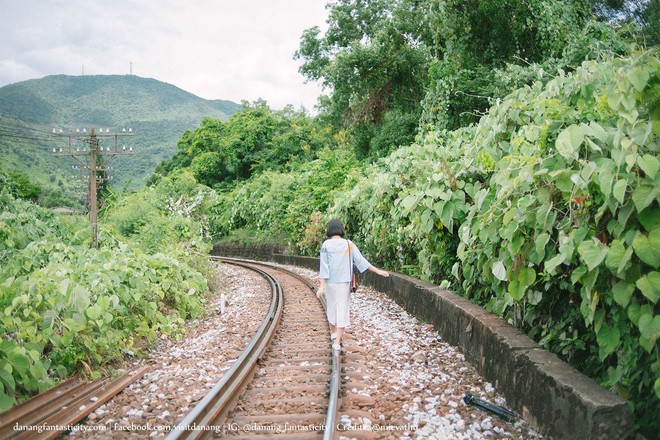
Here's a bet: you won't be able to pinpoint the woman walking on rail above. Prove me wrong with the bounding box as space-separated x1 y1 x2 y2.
317 219 390 351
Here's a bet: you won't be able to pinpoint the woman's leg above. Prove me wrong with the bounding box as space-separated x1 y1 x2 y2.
334 284 350 347
326 282 350 349
336 327 344 345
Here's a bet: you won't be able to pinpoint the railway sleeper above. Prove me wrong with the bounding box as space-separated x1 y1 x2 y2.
273 336 330 344
254 365 331 379
242 384 328 397
266 349 331 359
227 412 326 426
230 396 328 416
262 356 331 366
248 373 330 388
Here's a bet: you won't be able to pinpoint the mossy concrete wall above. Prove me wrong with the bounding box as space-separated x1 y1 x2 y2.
212 244 633 439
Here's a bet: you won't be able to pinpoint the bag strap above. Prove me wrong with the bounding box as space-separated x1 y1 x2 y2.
346 239 353 280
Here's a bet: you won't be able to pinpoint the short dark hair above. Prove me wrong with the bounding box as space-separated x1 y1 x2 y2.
326 219 345 237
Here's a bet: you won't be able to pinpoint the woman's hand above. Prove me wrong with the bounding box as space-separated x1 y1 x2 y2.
367 265 390 278
316 288 325 298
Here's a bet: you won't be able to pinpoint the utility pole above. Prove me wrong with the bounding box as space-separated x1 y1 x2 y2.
52 127 134 248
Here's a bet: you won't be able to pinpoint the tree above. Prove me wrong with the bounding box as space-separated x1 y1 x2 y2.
152 101 333 188
0 169 41 201
296 0 434 158
420 0 635 131
298 0 642 144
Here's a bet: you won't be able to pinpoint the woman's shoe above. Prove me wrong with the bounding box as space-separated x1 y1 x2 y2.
330 332 337 341
332 343 341 351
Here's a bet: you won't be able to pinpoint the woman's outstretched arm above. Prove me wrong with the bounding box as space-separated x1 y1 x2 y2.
367 265 389 277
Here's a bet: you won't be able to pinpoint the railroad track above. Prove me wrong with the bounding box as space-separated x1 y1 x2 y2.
167 257 340 439
0 257 339 439
0 366 148 440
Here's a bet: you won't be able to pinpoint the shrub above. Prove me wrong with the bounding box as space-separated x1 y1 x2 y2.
333 50 659 432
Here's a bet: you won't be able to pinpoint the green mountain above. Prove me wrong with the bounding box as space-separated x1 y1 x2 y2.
0 74 241 198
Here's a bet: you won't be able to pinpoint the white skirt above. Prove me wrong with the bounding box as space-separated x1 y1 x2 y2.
326 282 351 328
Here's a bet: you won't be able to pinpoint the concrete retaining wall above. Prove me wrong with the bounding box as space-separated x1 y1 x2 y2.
212 243 633 439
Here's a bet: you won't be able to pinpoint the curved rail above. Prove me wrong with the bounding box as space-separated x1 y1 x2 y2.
0 366 148 440
215 257 340 440
167 260 283 439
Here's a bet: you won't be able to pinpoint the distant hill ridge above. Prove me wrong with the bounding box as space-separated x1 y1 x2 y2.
0 74 241 191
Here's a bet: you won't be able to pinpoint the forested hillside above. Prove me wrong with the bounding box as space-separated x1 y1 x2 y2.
0 75 240 205
148 0 659 434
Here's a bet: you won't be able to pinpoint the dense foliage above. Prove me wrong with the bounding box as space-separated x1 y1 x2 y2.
155 102 335 188
211 141 360 254
295 0 434 157
296 0 657 158
332 50 659 432
103 171 215 256
0 189 209 411
0 168 42 201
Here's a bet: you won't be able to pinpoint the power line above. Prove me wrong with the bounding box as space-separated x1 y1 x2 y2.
0 130 53 143
52 127 134 248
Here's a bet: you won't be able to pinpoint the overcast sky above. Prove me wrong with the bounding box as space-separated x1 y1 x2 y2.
0 0 329 111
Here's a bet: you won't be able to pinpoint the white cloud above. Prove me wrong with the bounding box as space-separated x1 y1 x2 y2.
0 0 328 111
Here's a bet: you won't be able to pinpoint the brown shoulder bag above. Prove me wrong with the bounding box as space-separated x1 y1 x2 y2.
347 239 358 292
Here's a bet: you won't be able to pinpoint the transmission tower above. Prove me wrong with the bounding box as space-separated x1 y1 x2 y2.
52 127 134 248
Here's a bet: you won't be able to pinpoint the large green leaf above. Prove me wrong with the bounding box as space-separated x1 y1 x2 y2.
492 261 507 281
605 240 633 276
598 168 613 197
556 125 584 159
535 232 551 254
636 272 660 304
517 267 536 286
0 389 15 412
0 368 15 392
597 323 620 360
545 253 566 275
628 67 650 92
632 228 660 269
578 239 609 271
612 281 635 308
6 350 29 377
637 154 659 179
632 185 659 212
507 279 526 301
612 179 627 204
571 266 588 285
638 208 660 231
400 194 419 214
638 313 659 342
85 305 103 321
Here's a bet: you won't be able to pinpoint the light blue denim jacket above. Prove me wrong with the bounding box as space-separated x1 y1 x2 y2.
319 238 371 283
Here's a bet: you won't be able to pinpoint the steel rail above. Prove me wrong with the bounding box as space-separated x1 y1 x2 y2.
166 260 284 439
26 365 149 440
0 365 148 440
210 256 340 440
0 377 83 437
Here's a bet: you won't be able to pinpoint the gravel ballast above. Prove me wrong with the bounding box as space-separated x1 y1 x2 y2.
67 262 543 439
